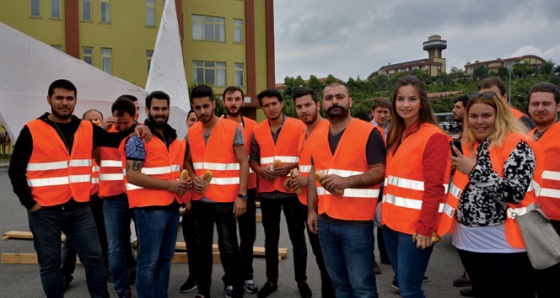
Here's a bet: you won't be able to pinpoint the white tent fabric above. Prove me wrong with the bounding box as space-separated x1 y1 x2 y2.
145 0 190 138
0 22 149 140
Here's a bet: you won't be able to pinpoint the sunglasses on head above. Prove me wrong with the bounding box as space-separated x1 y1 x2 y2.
467 91 498 102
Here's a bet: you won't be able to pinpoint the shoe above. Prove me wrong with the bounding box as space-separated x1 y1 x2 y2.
224 285 234 298
453 272 471 287
373 260 381 274
380 257 391 265
391 280 399 292
460 287 476 297
180 276 198 293
244 279 259 293
257 282 277 298
62 275 73 290
298 282 312 298
127 267 136 284
422 275 428 282
118 290 132 298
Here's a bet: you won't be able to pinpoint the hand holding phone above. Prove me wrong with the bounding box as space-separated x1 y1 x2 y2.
450 140 463 157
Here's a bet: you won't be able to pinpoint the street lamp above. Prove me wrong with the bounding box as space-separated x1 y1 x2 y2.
505 62 513 104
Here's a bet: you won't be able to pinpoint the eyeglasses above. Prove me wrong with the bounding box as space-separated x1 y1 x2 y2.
467 91 498 102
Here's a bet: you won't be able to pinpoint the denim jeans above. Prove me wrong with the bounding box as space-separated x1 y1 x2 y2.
382 226 433 298
27 202 109 298
104 195 135 295
192 200 244 298
260 195 308 284
134 207 179 298
318 219 378 298
181 209 198 280
303 206 334 298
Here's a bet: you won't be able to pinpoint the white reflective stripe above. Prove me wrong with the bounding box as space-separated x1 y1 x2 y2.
384 194 423 210
69 159 92 167
449 183 462 198
99 173 124 181
528 180 541 196
386 175 424 191
275 156 298 163
210 177 240 185
100 160 122 167
27 177 69 187
328 169 364 177
91 178 99 184
299 165 312 174
171 164 181 172
443 184 449 194
316 169 328 175
260 157 274 164
126 183 143 191
92 166 100 172
316 187 378 198
507 204 536 218
70 175 91 183
141 166 172 175
540 188 560 199
441 203 455 217
249 168 255 174
27 161 68 171
193 162 204 170
201 162 240 171
543 170 560 181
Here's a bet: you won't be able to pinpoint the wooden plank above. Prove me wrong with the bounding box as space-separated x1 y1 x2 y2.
2 252 222 265
256 214 262 223
2 231 33 241
174 242 288 259
171 252 221 264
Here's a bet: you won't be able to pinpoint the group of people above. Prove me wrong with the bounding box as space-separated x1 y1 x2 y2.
8 75 560 298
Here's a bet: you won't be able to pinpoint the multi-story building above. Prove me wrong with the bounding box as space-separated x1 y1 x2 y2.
0 0 275 116
368 35 447 79
464 55 546 76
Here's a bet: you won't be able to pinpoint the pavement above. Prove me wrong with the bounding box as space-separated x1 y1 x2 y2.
0 167 465 298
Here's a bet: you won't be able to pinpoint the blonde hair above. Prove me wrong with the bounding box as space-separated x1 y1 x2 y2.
462 92 528 148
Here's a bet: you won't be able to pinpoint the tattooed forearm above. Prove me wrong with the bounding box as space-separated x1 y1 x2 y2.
132 160 143 171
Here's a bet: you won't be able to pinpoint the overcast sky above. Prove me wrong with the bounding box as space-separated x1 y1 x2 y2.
273 0 560 82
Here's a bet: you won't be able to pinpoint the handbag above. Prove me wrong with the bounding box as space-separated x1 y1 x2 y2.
513 206 560 270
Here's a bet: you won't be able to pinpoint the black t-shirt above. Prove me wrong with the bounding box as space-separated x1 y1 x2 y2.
328 128 385 165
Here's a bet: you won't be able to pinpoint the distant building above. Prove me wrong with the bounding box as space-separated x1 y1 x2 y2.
368 35 447 79
275 76 345 91
464 55 546 75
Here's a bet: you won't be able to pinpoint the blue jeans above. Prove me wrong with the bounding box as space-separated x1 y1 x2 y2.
192 200 244 298
318 219 378 298
134 207 179 298
382 226 433 298
27 202 109 298
104 196 135 295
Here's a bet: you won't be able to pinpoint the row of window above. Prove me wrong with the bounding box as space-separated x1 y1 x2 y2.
192 15 243 43
31 0 144 24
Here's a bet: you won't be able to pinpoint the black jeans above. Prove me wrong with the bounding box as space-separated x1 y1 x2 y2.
192 200 243 298
535 219 560 298
260 195 307 284
181 210 198 281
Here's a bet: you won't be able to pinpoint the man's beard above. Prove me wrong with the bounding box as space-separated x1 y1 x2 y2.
302 112 318 125
227 108 241 117
148 114 168 128
51 108 73 120
326 104 350 119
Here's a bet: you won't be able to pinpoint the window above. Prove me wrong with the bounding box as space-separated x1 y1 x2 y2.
191 15 225 42
193 61 226 86
100 0 110 23
51 0 61 19
51 45 63 51
101 48 112 74
146 0 155 26
146 50 153 73
82 0 92 21
233 19 243 43
30 0 41 17
235 63 244 87
83 47 93 65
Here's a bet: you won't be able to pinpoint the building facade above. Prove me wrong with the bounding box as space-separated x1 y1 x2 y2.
0 0 274 113
464 55 546 76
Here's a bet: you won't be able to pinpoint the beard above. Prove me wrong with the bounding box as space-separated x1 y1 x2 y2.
199 112 214 123
148 114 168 128
301 112 318 125
51 108 73 120
326 104 350 119
226 108 241 117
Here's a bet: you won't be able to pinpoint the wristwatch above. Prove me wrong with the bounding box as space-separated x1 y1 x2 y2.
238 193 248 201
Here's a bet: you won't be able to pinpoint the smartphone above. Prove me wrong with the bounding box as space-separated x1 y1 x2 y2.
450 140 463 157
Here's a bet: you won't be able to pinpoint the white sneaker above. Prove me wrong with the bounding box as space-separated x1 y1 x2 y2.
244 279 259 293
224 285 234 298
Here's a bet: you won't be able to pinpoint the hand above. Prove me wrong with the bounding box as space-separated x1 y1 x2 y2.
307 210 318 234
135 125 152 142
192 175 208 194
273 163 293 177
28 203 42 213
289 174 307 189
320 174 347 193
412 233 433 250
258 167 276 182
283 177 292 191
233 197 247 218
450 145 476 175
167 179 189 196
103 117 118 130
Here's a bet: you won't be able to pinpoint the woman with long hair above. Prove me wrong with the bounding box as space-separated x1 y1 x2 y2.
381 75 451 298
441 92 540 297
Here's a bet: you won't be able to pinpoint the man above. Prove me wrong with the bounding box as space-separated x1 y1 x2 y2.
527 82 560 298
451 94 468 140
250 89 310 298
222 86 259 294
307 82 385 298
285 87 334 298
100 97 139 298
184 85 248 298
122 90 190 298
8 79 147 298
186 110 198 128
370 98 391 140
477 76 535 130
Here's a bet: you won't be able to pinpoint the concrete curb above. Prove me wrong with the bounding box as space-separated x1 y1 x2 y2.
0 163 9 168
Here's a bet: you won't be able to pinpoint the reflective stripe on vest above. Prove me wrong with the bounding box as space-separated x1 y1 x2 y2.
193 162 240 171
260 155 299 165
299 165 312 174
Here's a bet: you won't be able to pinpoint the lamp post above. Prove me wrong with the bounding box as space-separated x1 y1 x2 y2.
505 62 513 104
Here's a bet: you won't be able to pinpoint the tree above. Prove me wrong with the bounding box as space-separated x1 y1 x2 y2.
540 60 555 75
472 65 488 80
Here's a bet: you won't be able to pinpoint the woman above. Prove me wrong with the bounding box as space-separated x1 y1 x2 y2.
444 92 539 297
382 75 451 298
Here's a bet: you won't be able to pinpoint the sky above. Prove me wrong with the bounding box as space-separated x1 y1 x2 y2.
273 0 560 82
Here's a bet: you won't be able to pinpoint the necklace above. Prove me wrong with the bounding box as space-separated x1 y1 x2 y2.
52 121 74 153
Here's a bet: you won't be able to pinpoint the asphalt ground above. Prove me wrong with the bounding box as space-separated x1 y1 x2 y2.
0 167 464 298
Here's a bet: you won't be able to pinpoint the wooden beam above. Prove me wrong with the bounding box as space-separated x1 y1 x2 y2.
174 242 288 259
1 252 222 264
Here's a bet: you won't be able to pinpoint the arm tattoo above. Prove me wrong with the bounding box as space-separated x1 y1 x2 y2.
132 160 144 171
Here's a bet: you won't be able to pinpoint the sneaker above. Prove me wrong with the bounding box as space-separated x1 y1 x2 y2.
224 285 234 298
453 272 471 287
117 290 132 298
257 282 277 298
180 276 199 293
391 280 399 292
460 287 476 297
62 275 73 290
373 260 381 274
244 279 259 293
298 282 312 298
422 275 429 282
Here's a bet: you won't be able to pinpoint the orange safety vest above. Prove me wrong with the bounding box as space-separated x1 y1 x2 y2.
90 160 99 195
188 119 241 202
312 119 381 221
26 119 93 206
437 132 543 248
530 123 560 220
98 147 125 198
510 107 528 121
241 116 258 189
297 119 329 205
253 117 304 193
119 134 186 208
382 123 451 235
